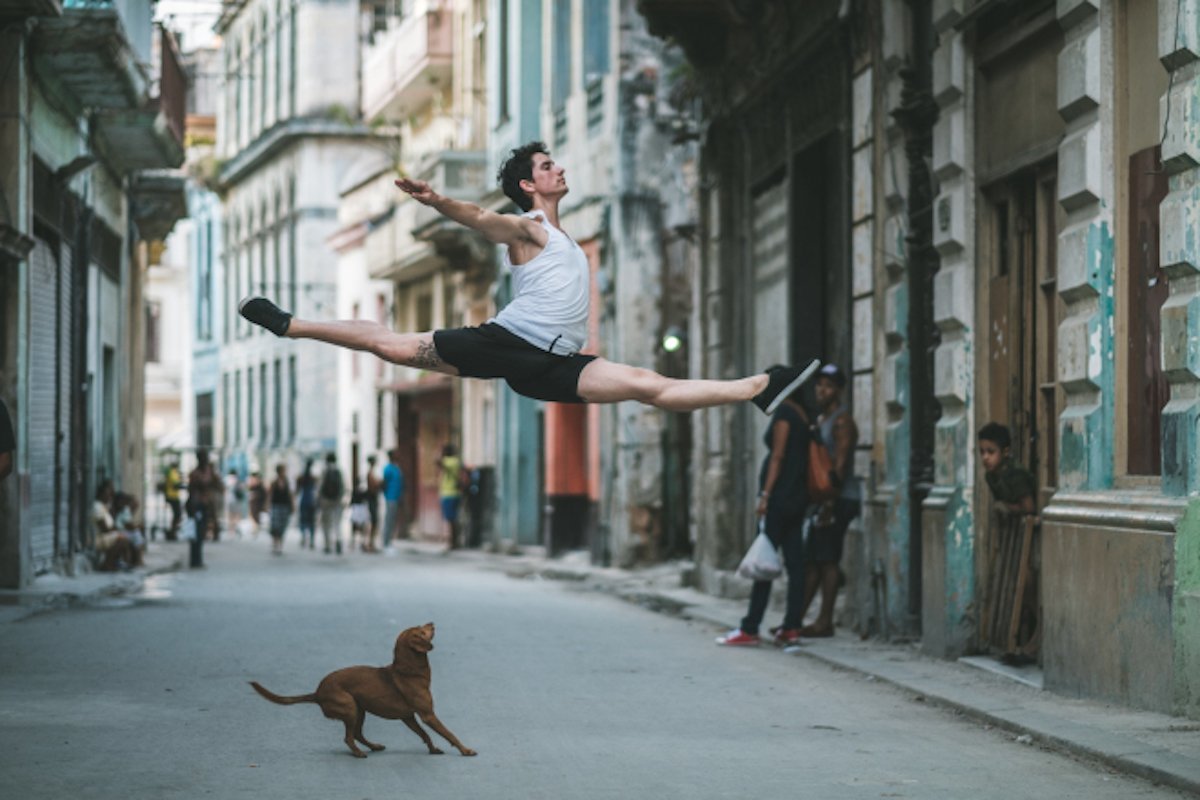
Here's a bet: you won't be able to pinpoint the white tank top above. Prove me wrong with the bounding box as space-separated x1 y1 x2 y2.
491 210 590 355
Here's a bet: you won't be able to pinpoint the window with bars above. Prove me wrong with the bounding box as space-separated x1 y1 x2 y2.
288 354 297 443
273 358 282 446
551 0 571 114
259 362 268 442
497 0 509 125
235 371 243 442
222 373 230 446
246 366 254 439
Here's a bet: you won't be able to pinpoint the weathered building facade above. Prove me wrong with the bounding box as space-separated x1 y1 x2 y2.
484 0 700 562
0 0 186 586
918 0 1200 718
215 0 379 482
357 0 493 540
640 0 1200 719
638 0 868 599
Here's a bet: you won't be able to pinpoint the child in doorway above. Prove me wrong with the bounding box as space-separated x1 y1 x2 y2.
977 422 1036 517
977 421 1039 661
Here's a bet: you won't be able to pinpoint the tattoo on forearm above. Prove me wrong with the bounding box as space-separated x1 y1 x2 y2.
410 340 443 370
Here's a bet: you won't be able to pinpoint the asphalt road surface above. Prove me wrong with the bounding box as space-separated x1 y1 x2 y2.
0 538 1187 799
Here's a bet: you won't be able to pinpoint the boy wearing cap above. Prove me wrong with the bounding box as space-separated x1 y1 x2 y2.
796 364 860 638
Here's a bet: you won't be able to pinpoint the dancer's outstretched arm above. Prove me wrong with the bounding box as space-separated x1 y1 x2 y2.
394 178 546 249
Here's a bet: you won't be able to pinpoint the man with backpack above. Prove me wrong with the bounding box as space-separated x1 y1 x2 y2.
318 452 346 555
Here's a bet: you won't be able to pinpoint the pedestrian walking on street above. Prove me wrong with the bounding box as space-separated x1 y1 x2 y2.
438 444 464 552
268 463 294 556
225 468 247 536
296 459 318 550
247 470 267 537
796 364 860 639
381 448 405 555
717 377 813 647
318 452 345 555
162 459 183 539
186 450 221 568
238 141 816 415
365 454 382 553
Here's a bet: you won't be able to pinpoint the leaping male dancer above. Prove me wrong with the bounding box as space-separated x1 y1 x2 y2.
239 141 817 413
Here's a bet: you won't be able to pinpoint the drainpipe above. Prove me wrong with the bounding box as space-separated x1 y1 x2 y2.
891 0 939 632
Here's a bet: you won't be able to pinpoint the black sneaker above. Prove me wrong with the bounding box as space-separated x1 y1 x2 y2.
752 359 821 415
239 296 292 336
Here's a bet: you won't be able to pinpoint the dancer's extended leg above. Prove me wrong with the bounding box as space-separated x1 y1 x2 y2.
286 318 459 376
576 359 767 412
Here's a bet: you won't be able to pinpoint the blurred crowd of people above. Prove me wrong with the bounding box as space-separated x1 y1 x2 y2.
156 446 434 564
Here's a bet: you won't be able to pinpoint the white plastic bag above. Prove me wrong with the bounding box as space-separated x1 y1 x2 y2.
737 520 781 581
180 516 197 542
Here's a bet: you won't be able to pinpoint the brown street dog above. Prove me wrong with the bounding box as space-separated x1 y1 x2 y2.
250 622 477 759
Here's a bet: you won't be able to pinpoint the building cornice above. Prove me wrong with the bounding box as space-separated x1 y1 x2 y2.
218 117 380 188
1042 491 1187 534
214 0 252 35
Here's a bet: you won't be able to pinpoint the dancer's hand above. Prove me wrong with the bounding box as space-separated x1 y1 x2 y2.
395 178 438 206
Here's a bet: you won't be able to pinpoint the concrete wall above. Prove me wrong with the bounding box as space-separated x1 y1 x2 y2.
1042 497 1178 712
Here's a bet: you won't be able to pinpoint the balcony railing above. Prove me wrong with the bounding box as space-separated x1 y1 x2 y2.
157 25 186 146
4 0 62 17
92 26 186 173
411 149 488 232
362 1 453 122
33 0 147 110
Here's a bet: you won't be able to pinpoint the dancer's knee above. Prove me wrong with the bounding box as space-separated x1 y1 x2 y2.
634 369 672 406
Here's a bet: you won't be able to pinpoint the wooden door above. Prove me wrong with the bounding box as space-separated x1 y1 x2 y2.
986 166 1061 493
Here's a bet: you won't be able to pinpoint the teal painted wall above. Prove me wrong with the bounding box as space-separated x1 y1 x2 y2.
1058 221 1115 491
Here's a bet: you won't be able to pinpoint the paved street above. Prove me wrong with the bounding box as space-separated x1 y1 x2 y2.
0 539 1189 800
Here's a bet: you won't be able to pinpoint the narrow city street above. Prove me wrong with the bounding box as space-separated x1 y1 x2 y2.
0 540 1186 800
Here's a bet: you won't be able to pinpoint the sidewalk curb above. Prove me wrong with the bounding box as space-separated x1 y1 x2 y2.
0 553 185 623
517 559 1200 796
784 644 1200 796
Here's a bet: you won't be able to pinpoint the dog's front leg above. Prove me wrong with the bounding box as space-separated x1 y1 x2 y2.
418 712 477 756
402 717 443 754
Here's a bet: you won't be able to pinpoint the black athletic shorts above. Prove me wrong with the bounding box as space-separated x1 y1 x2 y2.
432 323 597 404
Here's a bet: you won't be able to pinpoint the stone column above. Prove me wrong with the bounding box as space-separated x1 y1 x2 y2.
874 0 917 636
924 0 977 657
1056 0 1116 491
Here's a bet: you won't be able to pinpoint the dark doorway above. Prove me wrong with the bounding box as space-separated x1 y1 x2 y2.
790 135 849 373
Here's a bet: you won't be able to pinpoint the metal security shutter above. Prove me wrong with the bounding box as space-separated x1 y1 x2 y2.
27 239 57 571
751 178 790 476
57 240 74 558
752 177 789 370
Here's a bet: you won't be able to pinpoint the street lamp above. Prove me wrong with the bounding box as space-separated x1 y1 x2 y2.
661 325 685 354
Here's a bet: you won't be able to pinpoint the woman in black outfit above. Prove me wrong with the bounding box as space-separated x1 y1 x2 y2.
717 380 812 647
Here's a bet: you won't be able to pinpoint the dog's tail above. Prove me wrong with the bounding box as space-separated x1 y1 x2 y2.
249 681 317 706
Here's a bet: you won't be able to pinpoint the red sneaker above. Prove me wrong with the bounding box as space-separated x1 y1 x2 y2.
772 628 801 645
716 629 760 646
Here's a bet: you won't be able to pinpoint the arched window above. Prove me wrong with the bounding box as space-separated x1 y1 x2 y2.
260 199 270 312
275 0 285 122
287 174 297 312
246 23 255 140
274 190 283 299
260 12 269 132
